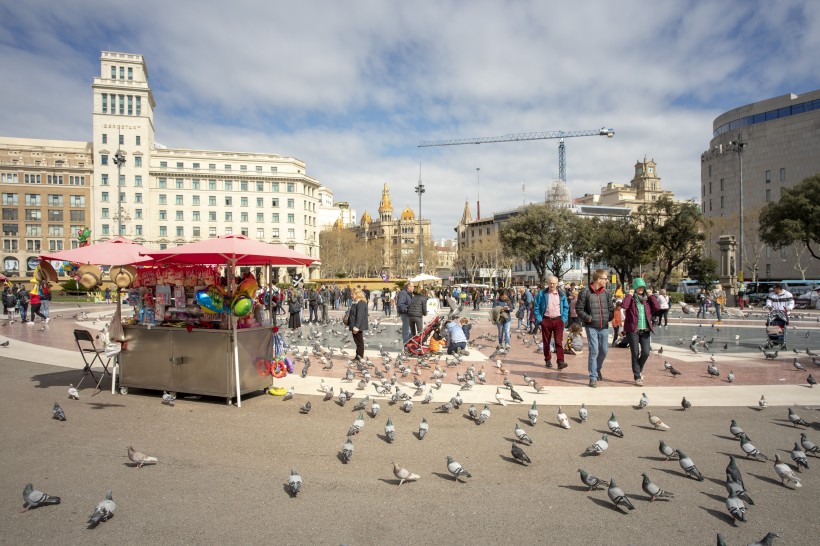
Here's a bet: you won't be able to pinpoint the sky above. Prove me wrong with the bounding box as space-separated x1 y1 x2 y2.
2 0 819 241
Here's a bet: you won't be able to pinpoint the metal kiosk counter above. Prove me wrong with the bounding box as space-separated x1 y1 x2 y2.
118 324 273 405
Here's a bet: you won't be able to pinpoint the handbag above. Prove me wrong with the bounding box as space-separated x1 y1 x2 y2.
716 296 726 305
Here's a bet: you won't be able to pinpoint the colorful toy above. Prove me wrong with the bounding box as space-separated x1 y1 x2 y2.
230 294 253 317
77 226 91 247
196 285 226 314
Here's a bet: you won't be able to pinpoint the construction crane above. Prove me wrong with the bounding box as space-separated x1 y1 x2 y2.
418 127 615 183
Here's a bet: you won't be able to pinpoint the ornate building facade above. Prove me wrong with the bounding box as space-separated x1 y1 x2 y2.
574 157 675 211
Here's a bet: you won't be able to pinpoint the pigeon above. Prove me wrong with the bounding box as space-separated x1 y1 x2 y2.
299 401 312 414
162 391 175 406
422 388 433 404
384 418 396 442
435 401 453 414
446 455 472 482
607 412 624 438
557 407 570 429
681 397 691 411
352 396 368 412
127 446 158 468
607 478 635 511
641 472 673 501
418 417 429 440
392 462 420 486
800 433 819 456
0 340 9 347
351 411 365 434
659 440 677 460
467 404 478 419
793 358 806 371
729 419 744 438
578 403 588 422
323 388 334 402
787 407 809 427
494 388 507 406
514 422 532 445
401 400 413 413
68 384 80 400
21 483 61 511
87 490 116 528
726 455 745 490
789 442 809 471
773 454 801 488
510 441 531 465
638 393 649 409
748 532 780 546
648 412 670 431
509 387 524 403
667 364 682 377
585 434 609 455
52 401 66 421
476 404 491 425
578 469 608 491
727 370 735 383
739 433 768 461
370 401 380 417
725 478 754 505
808 374 817 388
707 363 720 377
527 401 538 426
675 449 704 480
717 533 728 546
725 489 747 524
759 395 768 409
341 436 354 463
288 469 302 496
282 386 295 401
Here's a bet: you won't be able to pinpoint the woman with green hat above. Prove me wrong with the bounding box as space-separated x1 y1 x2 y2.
621 277 660 386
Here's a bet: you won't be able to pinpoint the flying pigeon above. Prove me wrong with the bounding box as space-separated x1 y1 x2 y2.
675 449 704 481
648 412 670 431
514 422 532 445
773 454 801 488
659 440 677 460
557 407 570 429
681 397 692 411
739 433 768 461
68 384 80 400
725 478 754 506
578 469 607 491
637 393 649 409
528 401 538 426
578 403 588 422
299 401 312 414
641 472 673 502
607 478 635 511
87 491 115 528
384 418 395 442
288 469 302 496
52 402 66 421
725 489 747 524
341 436 354 463
127 446 158 468
585 434 609 455
511 442 531 465
21 483 61 511
800 433 819 456
790 442 809 471
418 417 429 440
446 455 472 482
788 407 809 427
607 412 624 437
392 462 420 486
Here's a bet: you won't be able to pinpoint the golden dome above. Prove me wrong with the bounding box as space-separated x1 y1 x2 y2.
332 217 344 229
378 182 393 214
360 210 372 225
400 206 415 220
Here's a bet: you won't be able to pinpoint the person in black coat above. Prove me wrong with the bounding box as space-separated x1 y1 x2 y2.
348 287 369 361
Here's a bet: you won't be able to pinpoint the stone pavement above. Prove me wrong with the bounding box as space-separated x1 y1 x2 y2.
2 302 819 407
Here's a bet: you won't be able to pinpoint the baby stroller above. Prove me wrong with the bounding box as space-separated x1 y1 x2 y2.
405 315 443 356
764 310 788 350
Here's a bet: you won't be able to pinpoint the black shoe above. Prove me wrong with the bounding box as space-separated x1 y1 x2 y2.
597 370 603 381
557 361 568 370
545 362 553 368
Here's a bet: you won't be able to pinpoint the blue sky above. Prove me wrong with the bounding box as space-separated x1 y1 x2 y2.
2 0 819 240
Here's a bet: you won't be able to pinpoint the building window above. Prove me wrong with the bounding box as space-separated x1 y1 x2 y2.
48 225 64 237
101 154 108 165
26 240 42 252
159 226 167 237
135 97 141 116
192 227 200 237
193 163 200 170
176 162 183 170
287 213 295 223
159 210 167 220
256 166 263 173
134 209 142 219
25 194 41 206
779 168 785 181
225 227 233 235
208 196 216 206
102 94 107 113
765 188 771 202
256 213 264 222
175 195 183 205
70 195 85 207
176 211 184 221
225 196 232 206
271 198 279 207
765 170 771 183
287 228 295 239
287 198 295 208
271 182 279 192
287 183 295 193
119 174 125 187
160 161 168 168
209 211 216 221
119 94 124 114
69 210 85 221
159 194 167 205
47 210 63 222
272 228 279 238
208 180 216 190
47 194 63 206
192 195 200 206
720 195 724 209
192 211 200 221
102 133 108 144
48 239 63 252
240 197 248 207
127 95 133 115
158 178 167 188
1 193 18 205
256 228 264 239
209 164 216 171
225 212 233 221
271 213 279 223
134 193 142 203
134 175 142 187
134 156 142 167
135 225 143 236
719 178 724 191
192 179 200 190
176 226 184 237
224 180 233 191
209 227 217 237
135 135 141 146
256 182 264 192
101 208 109 219
224 164 231 171
241 212 248 222
240 181 248 191
101 174 109 186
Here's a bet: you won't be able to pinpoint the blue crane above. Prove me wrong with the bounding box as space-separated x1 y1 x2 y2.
419 127 614 183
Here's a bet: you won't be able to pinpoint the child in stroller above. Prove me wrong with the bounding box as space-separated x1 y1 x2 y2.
765 310 788 350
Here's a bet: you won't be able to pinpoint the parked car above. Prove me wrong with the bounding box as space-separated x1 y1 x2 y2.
795 286 820 309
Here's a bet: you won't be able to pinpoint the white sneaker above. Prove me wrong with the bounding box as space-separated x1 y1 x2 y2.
44 317 50 324
26 321 34 325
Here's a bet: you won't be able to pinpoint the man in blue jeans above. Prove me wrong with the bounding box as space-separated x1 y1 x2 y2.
576 269 614 388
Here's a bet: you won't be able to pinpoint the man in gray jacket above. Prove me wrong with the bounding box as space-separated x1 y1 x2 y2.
576 269 614 388
396 281 414 345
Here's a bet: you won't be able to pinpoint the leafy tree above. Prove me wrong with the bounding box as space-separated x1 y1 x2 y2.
593 217 645 288
498 204 582 284
635 197 707 291
759 174 820 260
686 255 718 290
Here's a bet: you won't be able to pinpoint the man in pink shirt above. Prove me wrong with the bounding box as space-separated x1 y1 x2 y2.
534 276 569 369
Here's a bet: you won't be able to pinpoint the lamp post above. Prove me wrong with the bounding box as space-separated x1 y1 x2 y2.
363 220 369 278
476 167 480 220
415 165 425 275
112 130 127 236
730 134 746 281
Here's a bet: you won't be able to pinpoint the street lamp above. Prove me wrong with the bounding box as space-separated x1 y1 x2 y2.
112 130 127 236
730 134 746 281
476 167 480 220
415 165 425 274
363 220 369 278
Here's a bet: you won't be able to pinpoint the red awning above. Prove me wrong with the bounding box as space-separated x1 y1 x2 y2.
140 235 316 267
40 236 155 266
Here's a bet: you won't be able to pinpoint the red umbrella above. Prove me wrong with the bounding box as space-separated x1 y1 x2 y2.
40 236 154 266
141 235 316 267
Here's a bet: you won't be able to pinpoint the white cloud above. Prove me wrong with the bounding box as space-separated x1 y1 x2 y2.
1 0 818 239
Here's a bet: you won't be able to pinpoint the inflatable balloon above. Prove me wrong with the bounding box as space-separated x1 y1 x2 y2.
77 226 91 247
230 294 253 317
196 284 226 314
238 276 258 297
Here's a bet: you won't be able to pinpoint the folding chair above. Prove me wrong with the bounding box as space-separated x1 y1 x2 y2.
74 329 113 392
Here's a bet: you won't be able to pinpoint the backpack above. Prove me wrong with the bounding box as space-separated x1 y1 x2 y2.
2 292 15 307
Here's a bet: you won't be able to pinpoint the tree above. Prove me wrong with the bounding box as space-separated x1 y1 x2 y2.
759 174 820 260
318 228 359 278
686 255 718 290
594 218 644 288
635 197 707 290
498 204 582 285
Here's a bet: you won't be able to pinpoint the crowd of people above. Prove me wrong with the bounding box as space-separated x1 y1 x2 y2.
2 282 52 325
